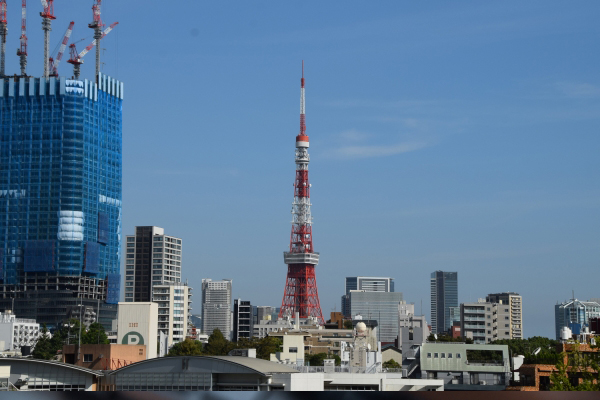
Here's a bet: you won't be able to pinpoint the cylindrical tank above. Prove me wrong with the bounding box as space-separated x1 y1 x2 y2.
561 326 572 340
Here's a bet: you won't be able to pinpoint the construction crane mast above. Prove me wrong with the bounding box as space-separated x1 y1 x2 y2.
49 21 74 76
0 1 7 77
88 0 104 81
40 0 56 78
67 22 117 80
16 0 27 76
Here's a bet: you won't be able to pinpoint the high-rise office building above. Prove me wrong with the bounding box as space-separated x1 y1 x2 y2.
202 279 232 340
348 290 403 343
233 299 252 342
554 298 600 340
430 271 458 334
124 226 182 302
341 276 394 317
486 292 523 339
0 74 123 330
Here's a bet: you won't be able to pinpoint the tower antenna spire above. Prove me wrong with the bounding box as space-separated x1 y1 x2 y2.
279 62 325 324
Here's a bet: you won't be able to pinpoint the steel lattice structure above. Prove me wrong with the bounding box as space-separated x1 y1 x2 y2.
279 63 324 324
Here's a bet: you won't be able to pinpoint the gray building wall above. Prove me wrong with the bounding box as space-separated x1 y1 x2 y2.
201 279 232 339
430 271 458 334
349 290 403 343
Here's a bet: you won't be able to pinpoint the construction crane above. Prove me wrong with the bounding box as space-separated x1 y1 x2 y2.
88 0 104 81
40 0 56 78
48 21 74 77
16 0 27 76
67 22 118 80
0 0 7 77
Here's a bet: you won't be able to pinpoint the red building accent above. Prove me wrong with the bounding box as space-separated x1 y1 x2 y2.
279 63 324 324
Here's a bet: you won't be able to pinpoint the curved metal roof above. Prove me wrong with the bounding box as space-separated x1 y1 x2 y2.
107 356 299 377
0 358 104 376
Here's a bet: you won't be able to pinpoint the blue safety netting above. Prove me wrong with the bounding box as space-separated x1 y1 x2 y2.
106 273 120 304
84 241 100 273
24 240 55 272
98 212 109 244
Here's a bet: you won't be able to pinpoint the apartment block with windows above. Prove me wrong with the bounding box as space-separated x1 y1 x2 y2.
125 227 182 302
153 283 192 347
486 292 523 339
202 279 232 340
460 300 514 344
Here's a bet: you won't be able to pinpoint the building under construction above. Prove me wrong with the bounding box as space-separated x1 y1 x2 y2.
0 0 122 330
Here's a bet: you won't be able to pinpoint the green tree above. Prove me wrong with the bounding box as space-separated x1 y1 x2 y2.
81 322 109 345
383 359 401 369
343 320 353 330
305 352 329 366
204 328 234 355
168 338 203 356
550 342 600 391
256 336 282 360
32 324 54 360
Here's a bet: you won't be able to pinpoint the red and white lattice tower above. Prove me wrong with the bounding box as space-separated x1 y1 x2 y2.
279 62 325 324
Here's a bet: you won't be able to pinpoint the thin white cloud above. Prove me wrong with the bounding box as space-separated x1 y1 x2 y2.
331 141 431 159
555 82 600 99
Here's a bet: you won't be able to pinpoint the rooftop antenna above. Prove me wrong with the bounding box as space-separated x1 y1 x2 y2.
88 0 104 82
40 0 56 78
0 1 7 77
17 0 27 76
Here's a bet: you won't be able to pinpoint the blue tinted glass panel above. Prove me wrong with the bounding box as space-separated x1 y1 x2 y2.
85 242 100 273
98 212 109 244
0 247 3 276
107 273 120 304
24 240 55 272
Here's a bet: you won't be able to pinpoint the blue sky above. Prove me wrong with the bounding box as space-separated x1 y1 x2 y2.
4 1 599 338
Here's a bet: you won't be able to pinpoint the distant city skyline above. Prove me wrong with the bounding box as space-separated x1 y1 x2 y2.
3 1 596 338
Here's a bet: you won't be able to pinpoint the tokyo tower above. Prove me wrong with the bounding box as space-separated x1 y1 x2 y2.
278 62 325 324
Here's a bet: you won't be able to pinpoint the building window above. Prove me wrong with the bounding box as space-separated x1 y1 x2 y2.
289 347 298 353
505 316 509 320
84 354 93 362
505 324 509 327
505 309 509 312
441 353 446 358
487 315 490 319
427 353 432 358
456 353 461 358
127 237 135 242
434 353 439 358
448 353 453 359
487 323 491 326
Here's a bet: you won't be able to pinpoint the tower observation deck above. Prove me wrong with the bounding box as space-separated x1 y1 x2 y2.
279 63 324 324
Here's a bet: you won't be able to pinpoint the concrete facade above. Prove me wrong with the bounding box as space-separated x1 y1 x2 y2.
125 227 183 302
153 282 192 347
0 311 39 351
486 292 523 339
116 302 158 359
62 344 146 370
202 279 232 339
420 343 510 390
460 300 514 344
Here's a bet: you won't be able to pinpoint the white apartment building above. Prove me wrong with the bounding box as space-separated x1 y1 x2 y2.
0 311 39 351
202 279 232 340
125 226 183 302
153 283 193 348
486 292 523 339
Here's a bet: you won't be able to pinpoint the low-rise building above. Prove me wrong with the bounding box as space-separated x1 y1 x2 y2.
419 343 510 390
62 344 147 370
0 311 39 352
461 299 514 344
